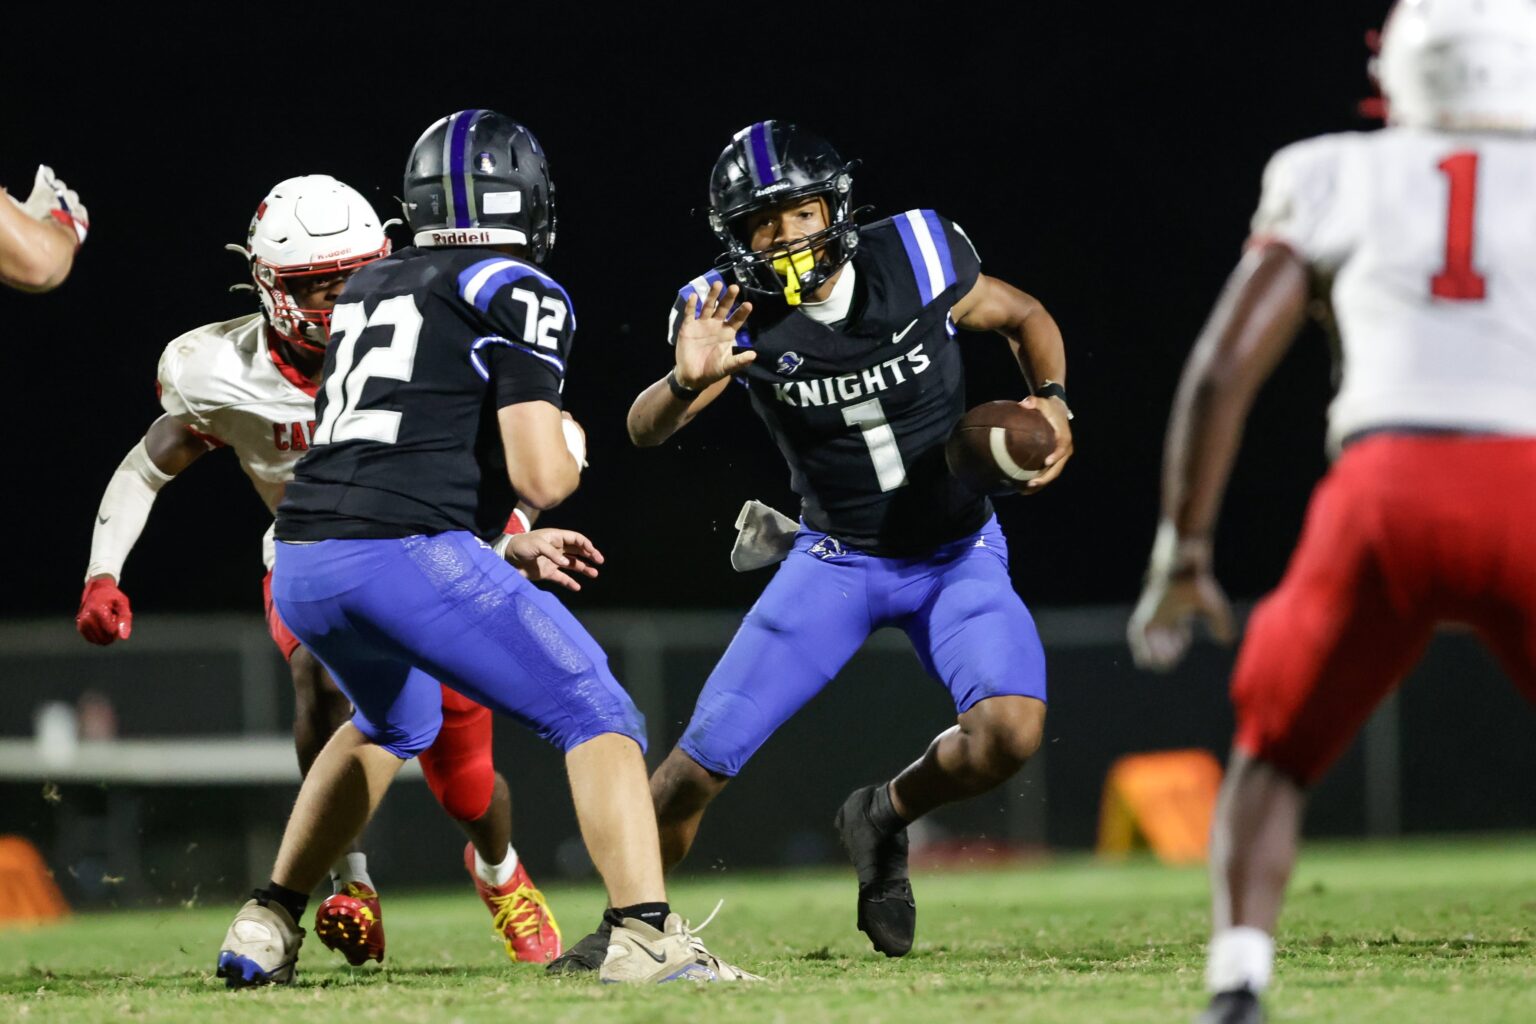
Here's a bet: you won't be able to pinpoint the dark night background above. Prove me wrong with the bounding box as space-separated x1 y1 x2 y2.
4 3 1390 620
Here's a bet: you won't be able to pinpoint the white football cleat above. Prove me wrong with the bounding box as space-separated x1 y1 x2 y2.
216 898 304 988
600 911 761 984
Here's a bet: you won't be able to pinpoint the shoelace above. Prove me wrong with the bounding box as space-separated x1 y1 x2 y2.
490 884 561 941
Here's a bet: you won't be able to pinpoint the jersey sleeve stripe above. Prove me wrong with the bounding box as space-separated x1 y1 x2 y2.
676 270 725 309
920 210 957 288
893 210 951 305
457 258 578 329
469 335 567 381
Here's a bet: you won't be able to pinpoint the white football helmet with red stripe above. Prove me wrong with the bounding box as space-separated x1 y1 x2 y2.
1378 0 1536 131
243 175 389 353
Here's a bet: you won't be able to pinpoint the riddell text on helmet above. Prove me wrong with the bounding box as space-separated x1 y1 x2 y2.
426 230 494 246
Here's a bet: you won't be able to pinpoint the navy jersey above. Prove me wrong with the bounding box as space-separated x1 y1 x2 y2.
670 210 987 555
278 246 575 541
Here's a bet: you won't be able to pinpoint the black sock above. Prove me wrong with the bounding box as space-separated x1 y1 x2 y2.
868 781 908 836
252 881 308 924
605 902 671 931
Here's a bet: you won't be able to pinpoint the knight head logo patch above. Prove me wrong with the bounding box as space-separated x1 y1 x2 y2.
809 536 845 560
777 351 804 376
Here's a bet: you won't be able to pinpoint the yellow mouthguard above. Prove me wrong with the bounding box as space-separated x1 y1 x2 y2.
771 249 817 306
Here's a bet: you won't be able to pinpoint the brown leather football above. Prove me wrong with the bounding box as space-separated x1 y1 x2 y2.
945 401 1056 495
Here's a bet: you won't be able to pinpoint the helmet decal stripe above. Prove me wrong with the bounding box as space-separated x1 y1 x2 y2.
448 110 480 228
748 121 780 187
439 111 460 229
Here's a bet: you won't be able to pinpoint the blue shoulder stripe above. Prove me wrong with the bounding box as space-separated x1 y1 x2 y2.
457 257 577 330
675 269 725 312
891 209 956 306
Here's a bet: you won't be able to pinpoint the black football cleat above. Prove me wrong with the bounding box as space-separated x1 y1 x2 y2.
835 785 916 957
1196 988 1265 1024
545 918 611 975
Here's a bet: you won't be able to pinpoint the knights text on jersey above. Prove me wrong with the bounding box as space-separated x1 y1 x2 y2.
671 210 988 555
155 312 320 516
277 246 574 541
1252 127 1536 448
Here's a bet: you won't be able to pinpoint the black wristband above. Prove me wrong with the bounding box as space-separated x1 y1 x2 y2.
1032 380 1068 403
666 369 701 401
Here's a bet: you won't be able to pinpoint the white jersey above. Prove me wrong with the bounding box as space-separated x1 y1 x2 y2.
1252 127 1536 450
156 313 317 567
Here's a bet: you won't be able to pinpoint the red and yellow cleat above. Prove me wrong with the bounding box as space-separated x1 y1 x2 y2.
463 842 563 963
313 882 386 966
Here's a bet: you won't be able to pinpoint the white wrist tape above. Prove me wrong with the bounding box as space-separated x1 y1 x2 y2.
85 439 175 581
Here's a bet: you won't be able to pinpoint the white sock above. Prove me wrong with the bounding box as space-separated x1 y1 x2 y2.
1206 926 1274 994
475 844 519 888
331 852 374 894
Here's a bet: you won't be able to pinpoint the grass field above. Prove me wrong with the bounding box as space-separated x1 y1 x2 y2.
2 836 1533 1023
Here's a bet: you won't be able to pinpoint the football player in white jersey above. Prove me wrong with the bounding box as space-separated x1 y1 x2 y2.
75 175 563 966
1127 2 1536 1021
1 165 88 291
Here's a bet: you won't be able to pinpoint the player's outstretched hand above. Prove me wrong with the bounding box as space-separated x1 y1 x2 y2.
506 528 604 593
77 576 132 645
1127 546 1236 672
1016 395 1073 494
676 281 755 389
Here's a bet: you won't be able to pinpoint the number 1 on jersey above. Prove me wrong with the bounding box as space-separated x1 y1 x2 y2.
1431 151 1487 301
843 398 908 492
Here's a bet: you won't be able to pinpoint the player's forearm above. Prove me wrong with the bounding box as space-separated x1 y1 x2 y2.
1159 244 1309 544
627 375 726 447
0 197 74 292
1004 302 1066 391
86 440 178 582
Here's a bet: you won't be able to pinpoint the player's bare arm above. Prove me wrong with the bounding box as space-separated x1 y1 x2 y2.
627 280 755 447
951 274 1073 491
498 400 583 509
0 166 88 292
0 184 77 292
1127 241 1310 671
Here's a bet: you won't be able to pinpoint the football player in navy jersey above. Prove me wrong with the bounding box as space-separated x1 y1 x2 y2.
554 121 1073 971
215 110 755 988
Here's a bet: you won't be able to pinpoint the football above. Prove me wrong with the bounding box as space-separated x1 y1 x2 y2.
945 400 1057 495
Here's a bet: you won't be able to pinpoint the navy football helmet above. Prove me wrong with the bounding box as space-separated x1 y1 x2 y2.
709 121 858 305
403 109 556 261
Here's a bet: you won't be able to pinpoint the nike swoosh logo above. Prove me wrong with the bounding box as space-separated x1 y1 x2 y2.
97 514 111 525
892 318 919 345
629 939 670 964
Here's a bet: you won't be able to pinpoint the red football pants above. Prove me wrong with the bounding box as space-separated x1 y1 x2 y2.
1231 434 1536 785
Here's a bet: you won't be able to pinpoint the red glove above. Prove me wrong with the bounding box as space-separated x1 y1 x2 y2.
77 577 132 645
